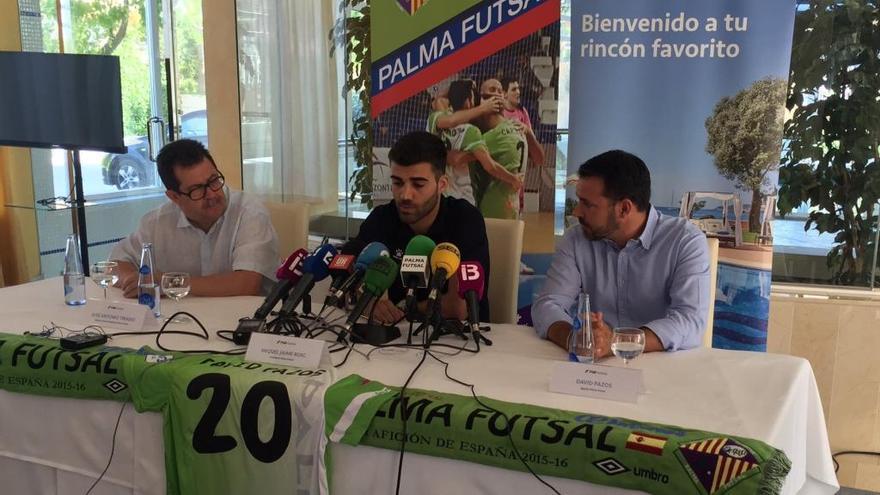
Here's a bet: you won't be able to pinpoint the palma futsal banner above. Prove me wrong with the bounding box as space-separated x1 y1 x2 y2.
370 0 560 226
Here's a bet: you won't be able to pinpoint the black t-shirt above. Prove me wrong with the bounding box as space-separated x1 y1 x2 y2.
353 196 491 321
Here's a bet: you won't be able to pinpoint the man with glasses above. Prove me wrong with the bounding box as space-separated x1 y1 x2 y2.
110 139 279 297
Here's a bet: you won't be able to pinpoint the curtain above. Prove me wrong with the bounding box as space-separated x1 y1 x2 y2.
239 0 339 212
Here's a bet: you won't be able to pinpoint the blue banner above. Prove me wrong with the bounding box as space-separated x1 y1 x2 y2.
567 1 796 351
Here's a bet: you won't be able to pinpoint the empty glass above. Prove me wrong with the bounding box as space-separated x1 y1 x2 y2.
568 293 594 363
612 327 646 365
161 272 191 323
90 261 119 299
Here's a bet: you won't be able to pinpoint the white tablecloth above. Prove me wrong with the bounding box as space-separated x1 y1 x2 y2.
0 278 838 494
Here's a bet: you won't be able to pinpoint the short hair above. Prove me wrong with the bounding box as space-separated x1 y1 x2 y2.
447 79 475 111
156 139 216 191
501 77 519 91
388 131 446 178
577 150 651 211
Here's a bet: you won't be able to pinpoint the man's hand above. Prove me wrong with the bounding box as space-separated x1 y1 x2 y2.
367 299 404 325
507 173 525 192
478 95 504 115
590 311 613 359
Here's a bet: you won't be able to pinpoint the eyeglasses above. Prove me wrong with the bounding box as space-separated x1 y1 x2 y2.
178 173 225 200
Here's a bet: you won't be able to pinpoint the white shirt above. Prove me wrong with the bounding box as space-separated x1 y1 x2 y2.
110 189 279 292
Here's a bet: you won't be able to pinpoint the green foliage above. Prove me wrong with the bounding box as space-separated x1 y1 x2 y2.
330 0 373 207
778 0 880 286
705 77 787 233
39 0 206 137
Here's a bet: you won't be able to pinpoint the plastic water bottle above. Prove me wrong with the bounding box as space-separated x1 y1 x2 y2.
63 234 86 306
569 292 594 363
138 243 161 317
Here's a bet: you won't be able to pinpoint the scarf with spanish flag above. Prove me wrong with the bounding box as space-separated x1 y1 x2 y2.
325 374 791 495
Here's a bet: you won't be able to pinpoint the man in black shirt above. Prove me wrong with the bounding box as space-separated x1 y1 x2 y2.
353 131 490 324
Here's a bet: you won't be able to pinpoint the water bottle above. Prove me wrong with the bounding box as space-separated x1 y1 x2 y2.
138 243 161 317
569 292 594 363
63 234 86 306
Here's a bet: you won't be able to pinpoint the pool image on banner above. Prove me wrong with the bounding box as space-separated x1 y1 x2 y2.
567 0 797 351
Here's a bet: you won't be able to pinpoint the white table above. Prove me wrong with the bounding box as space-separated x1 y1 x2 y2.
0 278 839 494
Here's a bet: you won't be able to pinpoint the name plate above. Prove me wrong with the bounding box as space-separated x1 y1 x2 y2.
74 299 151 331
245 332 329 369
549 361 643 403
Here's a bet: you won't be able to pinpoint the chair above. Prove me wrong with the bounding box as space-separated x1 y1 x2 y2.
483 218 524 324
263 201 310 257
703 237 720 348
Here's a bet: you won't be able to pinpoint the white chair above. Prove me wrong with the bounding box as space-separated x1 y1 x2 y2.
263 201 310 257
483 218 524 324
703 237 720 348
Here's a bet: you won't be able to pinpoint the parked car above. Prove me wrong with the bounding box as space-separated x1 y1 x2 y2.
102 110 209 190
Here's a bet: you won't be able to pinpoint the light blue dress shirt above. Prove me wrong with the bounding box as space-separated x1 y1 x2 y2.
532 207 710 350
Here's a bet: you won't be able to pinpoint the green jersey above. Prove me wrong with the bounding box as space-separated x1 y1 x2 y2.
124 353 334 495
479 118 527 219
426 109 452 136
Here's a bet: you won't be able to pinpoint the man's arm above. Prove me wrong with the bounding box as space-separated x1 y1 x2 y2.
640 231 711 350
116 263 263 298
532 231 581 345
435 96 503 129
472 148 523 191
524 127 544 165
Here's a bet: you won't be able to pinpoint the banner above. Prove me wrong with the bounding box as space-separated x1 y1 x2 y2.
371 0 560 226
567 1 796 350
325 374 791 495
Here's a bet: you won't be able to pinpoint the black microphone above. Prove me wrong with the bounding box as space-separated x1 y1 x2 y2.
457 261 491 347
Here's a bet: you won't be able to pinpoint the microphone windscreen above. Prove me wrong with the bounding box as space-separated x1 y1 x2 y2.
301 244 338 281
430 243 460 279
405 235 436 257
456 261 485 300
329 254 356 273
340 238 367 256
276 248 308 280
362 257 400 295
355 242 390 270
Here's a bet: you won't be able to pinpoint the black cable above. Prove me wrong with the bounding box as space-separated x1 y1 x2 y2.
425 351 562 495
110 312 245 355
832 450 880 472
84 402 127 495
394 348 429 495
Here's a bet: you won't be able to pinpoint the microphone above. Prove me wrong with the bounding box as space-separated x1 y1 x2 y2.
457 261 492 347
253 248 308 320
325 241 390 307
343 256 400 331
400 235 436 320
426 242 461 314
277 244 338 317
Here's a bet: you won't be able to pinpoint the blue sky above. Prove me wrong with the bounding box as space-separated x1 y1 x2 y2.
568 0 796 207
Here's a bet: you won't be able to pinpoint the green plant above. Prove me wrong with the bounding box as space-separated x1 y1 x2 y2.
777 0 880 286
330 0 373 206
705 77 787 233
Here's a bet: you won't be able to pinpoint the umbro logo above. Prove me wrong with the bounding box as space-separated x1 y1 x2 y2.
104 378 128 394
593 457 629 476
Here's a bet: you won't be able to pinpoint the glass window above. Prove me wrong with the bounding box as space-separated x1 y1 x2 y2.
773 1 880 289
20 0 208 277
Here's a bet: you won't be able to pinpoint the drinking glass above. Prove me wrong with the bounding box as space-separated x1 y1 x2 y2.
90 261 119 299
568 293 594 363
161 272 191 323
612 327 646 366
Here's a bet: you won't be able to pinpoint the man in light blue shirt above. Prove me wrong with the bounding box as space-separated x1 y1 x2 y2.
533 150 710 358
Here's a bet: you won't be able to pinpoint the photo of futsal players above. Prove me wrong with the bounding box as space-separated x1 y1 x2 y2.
373 27 559 223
